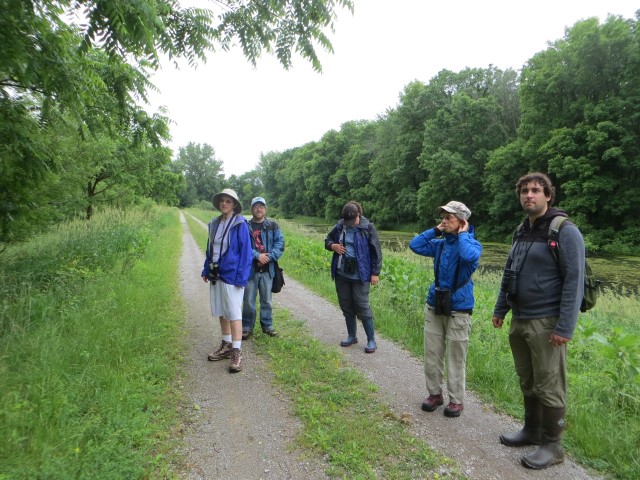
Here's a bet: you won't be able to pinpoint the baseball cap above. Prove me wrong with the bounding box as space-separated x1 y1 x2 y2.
342 203 359 226
251 196 266 207
439 201 471 220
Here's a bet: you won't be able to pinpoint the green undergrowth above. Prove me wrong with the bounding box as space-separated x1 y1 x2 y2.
0 206 184 479
187 209 640 479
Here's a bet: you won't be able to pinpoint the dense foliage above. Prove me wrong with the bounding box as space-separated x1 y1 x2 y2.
0 0 353 244
257 14 640 254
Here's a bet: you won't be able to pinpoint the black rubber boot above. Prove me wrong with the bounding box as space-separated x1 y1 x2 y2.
500 395 542 446
362 317 376 353
521 405 565 469
340 315 358 346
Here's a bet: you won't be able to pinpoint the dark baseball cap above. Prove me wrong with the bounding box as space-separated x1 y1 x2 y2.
342 203 359 226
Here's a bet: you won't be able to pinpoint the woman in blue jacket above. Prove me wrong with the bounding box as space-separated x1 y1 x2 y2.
202 189 252 373
409 201 482 418
325 201 383 353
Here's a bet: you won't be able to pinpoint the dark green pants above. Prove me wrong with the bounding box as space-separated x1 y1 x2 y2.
509 316 567 408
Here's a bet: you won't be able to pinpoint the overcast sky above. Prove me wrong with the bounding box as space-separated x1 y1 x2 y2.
147 0 638 177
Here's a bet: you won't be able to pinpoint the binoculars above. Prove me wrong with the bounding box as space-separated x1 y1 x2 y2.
434 287 452 316
501 268 518 297
208 262 220 283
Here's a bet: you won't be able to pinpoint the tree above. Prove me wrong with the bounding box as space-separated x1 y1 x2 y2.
516 14 640 249
1 0 354 243
173 143 225 206
417 67 520 228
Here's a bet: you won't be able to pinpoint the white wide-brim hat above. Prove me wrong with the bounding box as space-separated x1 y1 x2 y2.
212 189 242 214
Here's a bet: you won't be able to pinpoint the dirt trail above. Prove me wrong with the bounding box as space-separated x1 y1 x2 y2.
178 212 600 480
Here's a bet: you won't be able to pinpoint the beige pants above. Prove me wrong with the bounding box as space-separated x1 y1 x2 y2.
423 306 472 404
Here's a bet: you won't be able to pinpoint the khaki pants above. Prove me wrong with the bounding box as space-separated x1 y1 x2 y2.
423 306 472 404
509 316 567 408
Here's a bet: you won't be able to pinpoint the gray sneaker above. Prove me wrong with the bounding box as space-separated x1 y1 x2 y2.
208 340 232 361
229 348 243 372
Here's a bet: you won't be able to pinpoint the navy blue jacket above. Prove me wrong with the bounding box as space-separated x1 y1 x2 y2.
324 216 382 284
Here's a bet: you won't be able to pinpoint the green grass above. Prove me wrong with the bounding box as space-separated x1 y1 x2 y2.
253 315 462 479
5 206 636 479
0 207 184 479
187 209 640 480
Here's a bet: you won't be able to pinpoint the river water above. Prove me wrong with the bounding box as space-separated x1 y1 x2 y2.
301 223 640 294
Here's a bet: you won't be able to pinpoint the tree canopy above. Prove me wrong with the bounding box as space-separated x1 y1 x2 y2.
257 14 640 254
0 0 353 243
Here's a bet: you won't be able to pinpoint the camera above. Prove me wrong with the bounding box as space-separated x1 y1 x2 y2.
501 268 518 297
434 287 452 316
344 256 357 275
208 262 220 283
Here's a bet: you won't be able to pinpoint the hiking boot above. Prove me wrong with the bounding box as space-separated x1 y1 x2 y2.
262 328 277 337
421 394 444 412
444 402 464 417
229 348 243 372
242 330 253 340
207 340 232 361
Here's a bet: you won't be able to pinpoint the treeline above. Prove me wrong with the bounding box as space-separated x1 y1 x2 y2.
257 14 640 255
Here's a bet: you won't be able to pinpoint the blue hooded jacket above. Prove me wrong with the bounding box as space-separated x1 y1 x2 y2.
409 226 482 311
202 214 252 287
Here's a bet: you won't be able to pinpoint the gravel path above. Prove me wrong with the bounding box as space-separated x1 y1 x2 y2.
177 212 600 480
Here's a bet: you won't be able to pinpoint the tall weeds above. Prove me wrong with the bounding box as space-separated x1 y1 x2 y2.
0 207 183 479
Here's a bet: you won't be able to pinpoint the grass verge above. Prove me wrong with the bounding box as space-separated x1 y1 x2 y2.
253 314 463 479
0 207 184 479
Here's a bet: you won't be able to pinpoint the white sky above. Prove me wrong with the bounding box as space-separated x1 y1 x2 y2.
147 0 638 177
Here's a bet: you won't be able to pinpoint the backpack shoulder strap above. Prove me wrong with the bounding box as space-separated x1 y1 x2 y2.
548 216 571 265
266 218 280 231
512 223 524 244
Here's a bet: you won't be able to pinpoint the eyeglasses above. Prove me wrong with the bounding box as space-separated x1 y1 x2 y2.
439 214 458 221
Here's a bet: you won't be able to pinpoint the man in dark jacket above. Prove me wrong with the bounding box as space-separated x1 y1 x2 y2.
492 172 585 470
242 196 285 339
325 201 382 353
409 201 482 418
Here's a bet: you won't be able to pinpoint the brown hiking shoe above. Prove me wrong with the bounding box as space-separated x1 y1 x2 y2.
229 348 243 372
421 394 444 412
207 340 232 361
444 402 464 417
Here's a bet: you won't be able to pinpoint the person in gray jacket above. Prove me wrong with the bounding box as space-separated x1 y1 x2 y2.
492 172 585 470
